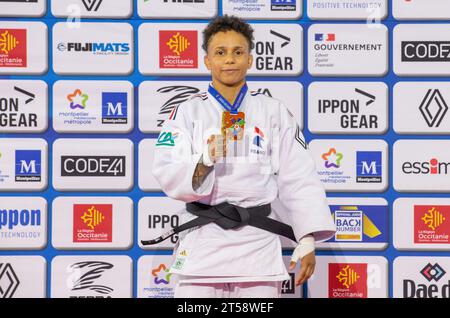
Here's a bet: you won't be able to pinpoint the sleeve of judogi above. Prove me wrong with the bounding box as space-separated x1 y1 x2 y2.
152 101 215 202
275 102 336 242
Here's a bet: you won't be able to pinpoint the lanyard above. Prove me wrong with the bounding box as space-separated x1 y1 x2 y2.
208 83 248 114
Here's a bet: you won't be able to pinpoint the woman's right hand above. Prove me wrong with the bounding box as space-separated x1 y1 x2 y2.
207 134 227 164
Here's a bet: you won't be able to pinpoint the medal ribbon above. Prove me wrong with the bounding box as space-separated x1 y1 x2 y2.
208 83 248 114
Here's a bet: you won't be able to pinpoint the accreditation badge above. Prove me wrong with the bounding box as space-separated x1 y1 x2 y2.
221 111 245 141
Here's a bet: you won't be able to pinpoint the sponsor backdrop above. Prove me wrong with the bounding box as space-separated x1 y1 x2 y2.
0 0 449 298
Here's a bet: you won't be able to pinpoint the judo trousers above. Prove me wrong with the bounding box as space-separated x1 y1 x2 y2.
174 281 282 298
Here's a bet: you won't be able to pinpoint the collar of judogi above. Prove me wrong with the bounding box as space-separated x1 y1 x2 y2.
208 82 248 114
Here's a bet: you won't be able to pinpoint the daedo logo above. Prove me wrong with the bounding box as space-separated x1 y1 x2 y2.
15 150 41 182
0 29 27 68
73 204 112 243
159 30 198 69
403 263 450 298
329 263 368 298
414 205 450 244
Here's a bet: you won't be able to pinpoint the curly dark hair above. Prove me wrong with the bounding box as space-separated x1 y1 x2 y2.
202 15 254 53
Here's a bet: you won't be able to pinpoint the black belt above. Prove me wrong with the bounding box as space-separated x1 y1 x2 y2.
140 201 297 246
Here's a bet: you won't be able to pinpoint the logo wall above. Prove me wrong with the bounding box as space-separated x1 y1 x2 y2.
308 256 388 298
223 0 301 19
0 138 47 191
0 0 46 18
52 80 133 133
0 21 47 74
52 197 132 249
394 198 450 250
0 197 47 249
308 0 387 20
317 197 388 250
137 0 217 19
53 22 133 75
394 140 450 192
51 0 133 18
394 257 450 298
0 256 46 298
52 138 133 191
394 82 450 133
308 139 387 192
394 24 450 76
308 82 388 134
51 256 132 298
308 24 388 76
0 80 48 133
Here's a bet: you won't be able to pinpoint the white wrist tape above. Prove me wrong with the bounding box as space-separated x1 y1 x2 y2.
202 146 214 167
290 235 315 263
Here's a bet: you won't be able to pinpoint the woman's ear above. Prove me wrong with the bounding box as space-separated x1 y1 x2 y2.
247 54 253 69
204 54 211 71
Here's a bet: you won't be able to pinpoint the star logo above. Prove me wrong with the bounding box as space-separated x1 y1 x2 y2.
152 264 172 285
322 148 343 168
67 89 89 110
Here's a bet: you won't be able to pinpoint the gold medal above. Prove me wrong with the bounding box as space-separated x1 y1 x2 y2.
221 111 245 141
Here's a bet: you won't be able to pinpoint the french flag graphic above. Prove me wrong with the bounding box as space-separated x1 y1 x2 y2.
315 33 336 42
253 127 265 148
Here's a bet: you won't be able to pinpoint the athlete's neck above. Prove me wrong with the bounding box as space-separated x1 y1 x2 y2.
211 79 246 105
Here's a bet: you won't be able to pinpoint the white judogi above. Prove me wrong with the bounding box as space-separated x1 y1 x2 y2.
152 85 335 284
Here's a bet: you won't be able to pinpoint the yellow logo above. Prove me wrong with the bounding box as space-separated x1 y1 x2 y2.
0 30 20 55
166 32 190 56
336 265 360 288
179 250 187 257
422 206 446 231
81 205 105 230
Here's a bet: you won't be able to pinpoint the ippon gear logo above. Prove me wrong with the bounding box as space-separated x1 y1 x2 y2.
419 89 448 128
421 263 446 282
0 263 20 298
61 156 125 177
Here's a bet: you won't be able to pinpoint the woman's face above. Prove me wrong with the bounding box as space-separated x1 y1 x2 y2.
204 30 253 87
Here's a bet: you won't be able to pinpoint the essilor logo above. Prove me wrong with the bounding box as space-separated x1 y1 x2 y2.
402 158 450 175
